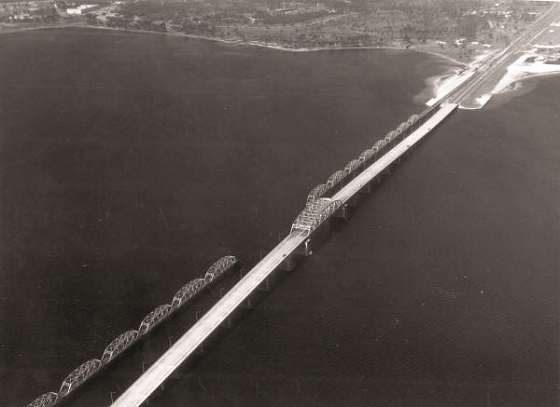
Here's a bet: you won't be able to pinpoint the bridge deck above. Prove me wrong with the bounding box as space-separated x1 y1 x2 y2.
110 103 457 407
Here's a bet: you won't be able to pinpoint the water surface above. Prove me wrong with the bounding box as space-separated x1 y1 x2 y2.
0 28 557 407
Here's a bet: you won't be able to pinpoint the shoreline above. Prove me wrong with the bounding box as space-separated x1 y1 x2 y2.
493 56 560 94
0 23 470 105
5 22 560 106
0 22 468 66
4 23 521 108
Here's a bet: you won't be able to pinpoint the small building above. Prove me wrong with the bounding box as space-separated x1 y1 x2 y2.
66 4 99 15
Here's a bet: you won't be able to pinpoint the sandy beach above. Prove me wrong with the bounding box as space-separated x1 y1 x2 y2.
493 53 560 94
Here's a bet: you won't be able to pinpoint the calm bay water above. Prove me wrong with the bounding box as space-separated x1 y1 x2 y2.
0 28 558 407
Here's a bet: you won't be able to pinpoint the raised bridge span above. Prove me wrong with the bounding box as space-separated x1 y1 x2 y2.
109 102 458 407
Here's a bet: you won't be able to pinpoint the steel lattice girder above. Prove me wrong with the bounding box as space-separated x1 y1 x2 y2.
171 278 206 309
26 392 59 407
138 304 172 336
326 170 347 187
396 122 408 133
407 114 419 125
101 330 139 364
59 359 102 396
344 159 362 175
307 183 331 201
359 148 376 163
204 255 237 283
292 199 342 233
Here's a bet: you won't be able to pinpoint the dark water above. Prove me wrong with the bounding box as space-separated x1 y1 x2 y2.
0 28 558 407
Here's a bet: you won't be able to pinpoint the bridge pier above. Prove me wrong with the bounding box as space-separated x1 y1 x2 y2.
258 277 272 292
294 238 312 257
241 297 254 309
347 194 360 207
278 253 297 271
360 181 372 195
334 204 350 220
279 237 314 271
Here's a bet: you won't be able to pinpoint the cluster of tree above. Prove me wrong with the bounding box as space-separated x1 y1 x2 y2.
0 4 59 23
254 9 329 25
78 0 552 54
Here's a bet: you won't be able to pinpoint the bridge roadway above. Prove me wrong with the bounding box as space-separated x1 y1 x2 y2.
109 102 458 407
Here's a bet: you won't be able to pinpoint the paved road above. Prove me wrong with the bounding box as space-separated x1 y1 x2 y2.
450 3 560 108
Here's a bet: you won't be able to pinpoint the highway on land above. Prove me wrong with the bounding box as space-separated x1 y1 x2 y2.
449 2 560 108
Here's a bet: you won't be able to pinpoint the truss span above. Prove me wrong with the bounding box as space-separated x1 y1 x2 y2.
396 122 408 133
204 255 237 283
101 330 139 365
307 183 331 202
138 304 172 336
171 278 206 309
374 139 386 150
359 148 376 163
291 198 342 234
26 392 59 407
407 114 420 125
59 359 102 397
344 159 362 176
326 170 347 188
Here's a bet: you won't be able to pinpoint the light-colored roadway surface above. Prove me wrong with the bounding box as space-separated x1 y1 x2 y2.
452 3 560 108
110 102 458 407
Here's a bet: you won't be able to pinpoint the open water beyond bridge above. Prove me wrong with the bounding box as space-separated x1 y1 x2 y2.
109 102 458 407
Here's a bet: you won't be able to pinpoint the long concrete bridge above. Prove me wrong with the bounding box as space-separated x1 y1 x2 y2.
107 102 458 407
